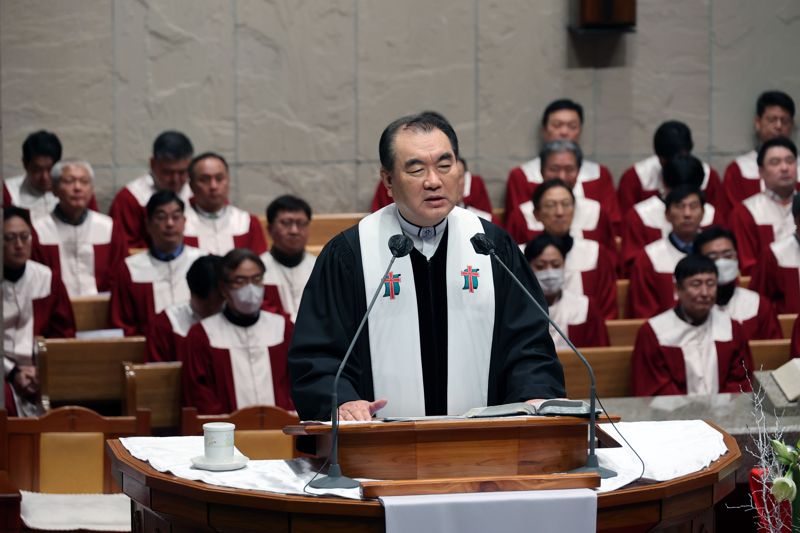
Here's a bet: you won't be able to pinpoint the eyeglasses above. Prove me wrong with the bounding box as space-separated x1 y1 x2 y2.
764 116 794 126
152 212 184 224
538 200 574 211
276 218 310 229
3 232 31 243
225 274 264 289
705 250 737 260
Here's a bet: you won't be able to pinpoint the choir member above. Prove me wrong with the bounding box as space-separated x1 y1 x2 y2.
183 152 268 255
694 226 781 341
525 234 609 349
504 99 620 232
3 207 75 416
724 91 796 209
505 141 617 255
146 255 224 363
730 137 798 275
617 121 725 217
109 190 205 336
631 254 754 396
183 249 294 414
31 159 125 297
261 195 316 321
108 130 194 250
628 185 705 318
749 195 800 314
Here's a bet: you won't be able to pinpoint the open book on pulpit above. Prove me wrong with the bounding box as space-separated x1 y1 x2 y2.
464 399 599 418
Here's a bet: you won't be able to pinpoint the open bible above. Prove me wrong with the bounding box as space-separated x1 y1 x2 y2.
463 399 598 418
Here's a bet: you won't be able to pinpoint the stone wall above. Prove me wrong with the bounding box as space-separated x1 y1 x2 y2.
2 0 800 214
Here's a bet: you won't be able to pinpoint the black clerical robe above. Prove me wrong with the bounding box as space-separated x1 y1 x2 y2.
288 218 565 421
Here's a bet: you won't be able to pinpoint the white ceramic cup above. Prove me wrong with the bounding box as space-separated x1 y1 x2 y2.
203 422 235 462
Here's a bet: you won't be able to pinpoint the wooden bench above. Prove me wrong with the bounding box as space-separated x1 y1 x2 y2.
70 294 111 331
749 338 791 371
560 346 633 399
606 318 646 347
616 279 629 319
779 313 797 339
122 361 183 431
37 337 146 410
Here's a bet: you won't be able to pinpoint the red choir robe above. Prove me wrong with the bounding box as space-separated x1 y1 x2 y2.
548 290 609 349
730 191 795 275
107 174 193 250
723 150 800 210
372 172 499 224
717 285 782 342
628 238 686 319
146 302 200 363
564 238 618 319
261 251 316 321
504 158 621 232
617 155 726 218
619 195 721 277
506 196 617 260
631 307 753 396
31 210 126 297
791 315 800 358
3 175 98 219
109 246 206 336
183 204 268 255
182 310 294 414
749 235 800 314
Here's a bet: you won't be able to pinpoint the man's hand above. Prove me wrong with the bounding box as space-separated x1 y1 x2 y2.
13 365 39 398
337 399 388 421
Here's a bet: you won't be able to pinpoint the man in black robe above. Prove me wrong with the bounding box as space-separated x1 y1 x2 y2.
289 112 565 421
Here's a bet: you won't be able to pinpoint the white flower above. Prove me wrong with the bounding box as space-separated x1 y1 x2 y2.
771 475 797 503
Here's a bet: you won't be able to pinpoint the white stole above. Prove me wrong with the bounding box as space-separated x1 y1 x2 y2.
359 205 495 417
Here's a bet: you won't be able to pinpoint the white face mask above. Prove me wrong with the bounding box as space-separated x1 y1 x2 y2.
229 283 264 315
715 258 739 285
535 268 565 296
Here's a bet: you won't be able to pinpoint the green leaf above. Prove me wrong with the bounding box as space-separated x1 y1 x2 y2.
772 440 793 462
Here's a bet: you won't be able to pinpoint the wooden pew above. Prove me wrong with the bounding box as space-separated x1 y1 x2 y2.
606 318 645 347
70 294 111 331
122 361 182 432
616 279 629 319
749 339 791 371
559 346 633 399
779 313 797 340
37 337 146 410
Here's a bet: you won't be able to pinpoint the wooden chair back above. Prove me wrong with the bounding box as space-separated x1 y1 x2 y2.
616 279 630 319
122 362 183 431
70 294 111 331
0 407 150 493
778 314 796 340
606 318 646 347
37 336 146 409
182 406 300 460
749 339 791 372
559 346 633 399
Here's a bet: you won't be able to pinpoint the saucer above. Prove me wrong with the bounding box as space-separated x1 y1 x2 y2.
191 454 249 472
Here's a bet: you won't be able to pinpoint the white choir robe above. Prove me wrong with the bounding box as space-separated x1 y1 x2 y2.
183 311 294 414
632 307 753 396
107 174 193 250
109 246 206 336
723 150 760 208
716 286 782 342
548 290 609 349
750 235 800 314
260 252 316 321
3 175 99 220
564 238 618 319
146 302 199 363
730 191 795 275
32 210 125 297
183 205 268 255
628 238 686 319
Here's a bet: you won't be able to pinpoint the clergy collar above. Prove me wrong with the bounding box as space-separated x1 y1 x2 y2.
223 304 260 327
764 188 795 206
53 204 89 226
3 263 26 283
668 232 695 254
397 211 448 241
673 305 710 326
193 203 228 220
270 247 304 268
149 243 185 262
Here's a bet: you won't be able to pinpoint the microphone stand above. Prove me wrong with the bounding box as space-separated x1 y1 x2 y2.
473 235 616 479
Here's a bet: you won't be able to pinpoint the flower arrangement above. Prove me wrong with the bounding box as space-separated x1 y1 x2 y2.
770 438 800 529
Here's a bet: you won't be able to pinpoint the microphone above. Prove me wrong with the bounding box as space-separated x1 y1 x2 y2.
309 233 414 489
469 233 616 479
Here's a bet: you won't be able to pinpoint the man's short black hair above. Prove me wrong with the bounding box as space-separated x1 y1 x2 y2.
22 130 62 165
541 99 584 127
662 154 705 190
757 137 797 167
266 195 312 225
524 233 572 262
146 190 185 220
188 151 229 181
152 130 194 161
674 254 717 286
378 111 459 172
219 248 266 280
757 90 795 118
694 225 738 254
531 178 575 209
187 255 222 298
653 121 693 160
3 205 32 228
664 185 704 209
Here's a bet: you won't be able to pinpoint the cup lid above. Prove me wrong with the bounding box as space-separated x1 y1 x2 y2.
203 422 235 431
